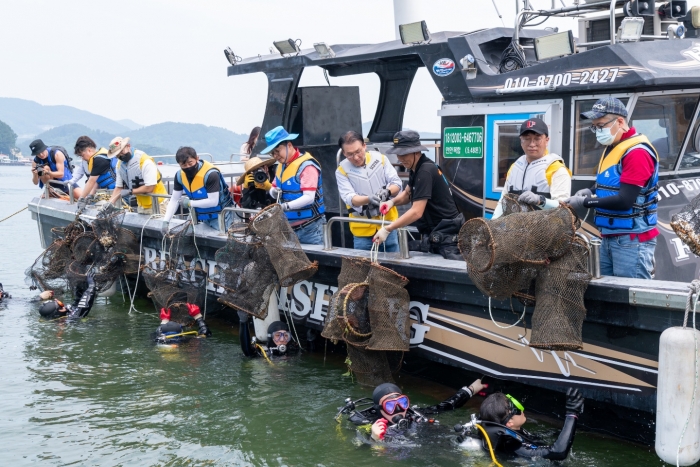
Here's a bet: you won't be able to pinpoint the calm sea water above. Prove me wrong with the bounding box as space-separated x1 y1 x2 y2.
0 166 663 466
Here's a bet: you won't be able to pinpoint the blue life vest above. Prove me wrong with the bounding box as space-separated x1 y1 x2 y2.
87 149 117 189
594 134 659 235
274 152 325 223
34 147 73 188
176 160 232 221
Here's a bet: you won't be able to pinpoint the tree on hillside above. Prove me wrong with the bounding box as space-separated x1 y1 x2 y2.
0 119 17 156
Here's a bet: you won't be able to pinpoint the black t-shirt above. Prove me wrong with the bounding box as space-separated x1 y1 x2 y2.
409 155 460 232
173 166 221 193
89 156 112 177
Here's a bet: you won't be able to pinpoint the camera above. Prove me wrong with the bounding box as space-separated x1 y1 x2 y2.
35 164 47 177
253 168 268 184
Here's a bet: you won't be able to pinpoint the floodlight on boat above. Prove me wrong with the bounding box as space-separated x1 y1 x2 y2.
617 17 645 42
659 0 687 18
313 42 335 59
623 0 656 17
274 39 301 56
399 20 431 45
534 30 575 61
224 47 241 66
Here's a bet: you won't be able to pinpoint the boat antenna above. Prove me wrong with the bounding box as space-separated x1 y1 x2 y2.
491 0 506 27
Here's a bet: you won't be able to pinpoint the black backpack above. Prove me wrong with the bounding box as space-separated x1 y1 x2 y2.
48 146 75 170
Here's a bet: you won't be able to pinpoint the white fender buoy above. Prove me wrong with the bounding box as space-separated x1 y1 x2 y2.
97 280 117 298
655 325 700 465
253 286 281 343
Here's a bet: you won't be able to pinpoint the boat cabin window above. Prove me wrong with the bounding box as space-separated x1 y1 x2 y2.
573 98 629 175
629 94 699 172
680 107 700 171
495 121 531 187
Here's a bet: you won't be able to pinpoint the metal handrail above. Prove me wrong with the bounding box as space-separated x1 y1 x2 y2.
229 152 250 162
324 216 410 259
147 193 172 215
150 153 214 162
44 180 75 204
218 206 261 233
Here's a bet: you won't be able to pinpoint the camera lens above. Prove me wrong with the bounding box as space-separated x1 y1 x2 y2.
254 170 268 184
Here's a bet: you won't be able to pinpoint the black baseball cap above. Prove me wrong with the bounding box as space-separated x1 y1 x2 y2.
29 139 47 156
519 118 549 136
386 130 428 156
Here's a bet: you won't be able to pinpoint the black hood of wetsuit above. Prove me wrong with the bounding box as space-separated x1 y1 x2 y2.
159 321 182 334
39 300 61 319
372 383 402 405
266 321 290 349
478 417 578 461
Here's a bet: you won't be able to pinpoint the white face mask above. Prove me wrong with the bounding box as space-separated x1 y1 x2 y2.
596 122 620 146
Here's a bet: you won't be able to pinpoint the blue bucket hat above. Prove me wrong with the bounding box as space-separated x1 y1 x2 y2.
260 126 298 155
580 97 628 120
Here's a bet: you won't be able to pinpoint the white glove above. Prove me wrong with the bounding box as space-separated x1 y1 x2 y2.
379 200 395 216
269 186 281 201
373 226 390 244
467 379 484 395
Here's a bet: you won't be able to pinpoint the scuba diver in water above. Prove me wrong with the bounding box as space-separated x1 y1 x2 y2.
0 283 11 302
154 303 212 344
238 312 298 359
456 388 583 461
38 270 97 320
337 379 485 444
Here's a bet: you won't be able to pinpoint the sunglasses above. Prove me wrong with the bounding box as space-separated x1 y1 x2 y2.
502 394 525 424
382 395 410 415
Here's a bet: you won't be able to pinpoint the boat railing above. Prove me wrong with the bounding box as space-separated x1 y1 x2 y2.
45 181 75 204
576 232 602 279
218 206 262 234
150 153 214 163
323 217 411 259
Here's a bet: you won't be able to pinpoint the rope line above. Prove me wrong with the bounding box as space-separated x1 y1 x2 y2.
0 206 28 223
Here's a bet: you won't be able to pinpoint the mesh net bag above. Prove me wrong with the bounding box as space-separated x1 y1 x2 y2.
499 193 536 216
671 194 700 256
529 238 591 351
322 282 371 344
249 204 318 287
366 264 411 352
322 257 373 342
25 240 73 292
211 227 279 319
459 206 580 300
142 266 208 322
162 221 200 267
346 341 401 387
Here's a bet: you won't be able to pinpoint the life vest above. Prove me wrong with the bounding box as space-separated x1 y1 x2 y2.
86 148 117 189
116 150 168 209
34 146 72 188
594 134 659 234
274 152 325 223
505 153 570 199
337 151 399 236
176 160 233 221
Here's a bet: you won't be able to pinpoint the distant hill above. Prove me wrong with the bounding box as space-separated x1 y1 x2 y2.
117 119 143 130
25 122 247 160
0 98 131 138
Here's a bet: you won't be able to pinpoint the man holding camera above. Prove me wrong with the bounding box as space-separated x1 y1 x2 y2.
29 139 79 197
236 156 275 210
336 131 402 251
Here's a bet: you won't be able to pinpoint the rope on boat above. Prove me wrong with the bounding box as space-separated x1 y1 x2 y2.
677 280 700 467
0 206 28 223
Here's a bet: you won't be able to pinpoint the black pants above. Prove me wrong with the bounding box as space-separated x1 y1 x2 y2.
409 214 464 261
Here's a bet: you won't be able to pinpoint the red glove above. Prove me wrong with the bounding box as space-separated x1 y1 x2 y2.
371 418 388 441
187 303 201 318
160 308 171 322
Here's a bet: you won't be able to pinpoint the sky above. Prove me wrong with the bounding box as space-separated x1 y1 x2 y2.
0 0 682 135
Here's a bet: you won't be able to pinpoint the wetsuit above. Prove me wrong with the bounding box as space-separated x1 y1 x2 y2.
239 313 298 358
38 279 97 320
477 416 577 460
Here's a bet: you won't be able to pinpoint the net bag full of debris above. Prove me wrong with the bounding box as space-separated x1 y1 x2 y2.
671 193 700 256
345 340 402 387
211 226 279 320
249 204 318 287
458 206 580 299
366 263 411 352
322 256 372 342
529 237 591 351
142 265 208 323
25 239 73 293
